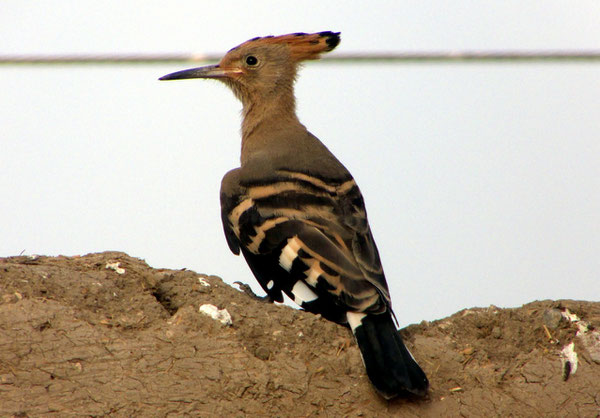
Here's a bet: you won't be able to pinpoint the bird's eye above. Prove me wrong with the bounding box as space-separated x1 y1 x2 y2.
245 55 259 66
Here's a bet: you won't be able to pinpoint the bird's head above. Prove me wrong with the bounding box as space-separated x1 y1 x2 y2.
160 31 340 105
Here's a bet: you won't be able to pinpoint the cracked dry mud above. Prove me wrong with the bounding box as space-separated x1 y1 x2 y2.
1 252 599 417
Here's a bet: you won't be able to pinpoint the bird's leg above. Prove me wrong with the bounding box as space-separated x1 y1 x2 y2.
234 281 273 303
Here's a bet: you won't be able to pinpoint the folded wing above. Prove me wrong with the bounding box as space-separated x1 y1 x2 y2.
221 167 391 323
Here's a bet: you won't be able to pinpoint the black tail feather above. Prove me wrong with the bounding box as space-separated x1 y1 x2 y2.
352 312 429 398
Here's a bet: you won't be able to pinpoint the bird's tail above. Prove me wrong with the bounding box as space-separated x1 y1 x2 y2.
347 311 429 399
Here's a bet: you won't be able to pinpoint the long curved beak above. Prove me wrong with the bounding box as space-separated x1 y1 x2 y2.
159 64 237 81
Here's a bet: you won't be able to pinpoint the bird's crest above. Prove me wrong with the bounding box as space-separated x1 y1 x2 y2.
230 31 340 62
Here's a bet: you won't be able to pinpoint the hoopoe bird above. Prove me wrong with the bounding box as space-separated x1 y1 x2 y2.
160 31 429 398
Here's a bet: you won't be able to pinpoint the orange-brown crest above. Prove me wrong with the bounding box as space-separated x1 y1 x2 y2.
229 31 340 62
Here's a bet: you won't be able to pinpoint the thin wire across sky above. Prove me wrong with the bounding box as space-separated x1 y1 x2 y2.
1 51 600 65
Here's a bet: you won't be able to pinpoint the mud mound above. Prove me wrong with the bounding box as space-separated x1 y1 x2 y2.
1 252 599 417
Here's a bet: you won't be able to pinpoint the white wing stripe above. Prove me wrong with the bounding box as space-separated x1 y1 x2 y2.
291 280 318 304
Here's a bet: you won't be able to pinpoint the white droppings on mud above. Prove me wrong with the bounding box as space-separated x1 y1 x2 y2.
199 304 232 326
560 308 600 364
105 262 125 275
560 342 578 377
198 277 210 287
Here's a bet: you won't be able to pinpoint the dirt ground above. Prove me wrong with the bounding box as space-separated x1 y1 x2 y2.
1 252 599 417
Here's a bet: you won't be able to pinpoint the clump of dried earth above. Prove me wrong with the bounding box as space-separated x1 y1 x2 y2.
1 252 599 417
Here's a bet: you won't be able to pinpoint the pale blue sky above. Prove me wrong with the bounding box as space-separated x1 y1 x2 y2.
1 1 599 325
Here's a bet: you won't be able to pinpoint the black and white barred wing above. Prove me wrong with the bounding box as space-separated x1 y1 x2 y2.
220 168 391 322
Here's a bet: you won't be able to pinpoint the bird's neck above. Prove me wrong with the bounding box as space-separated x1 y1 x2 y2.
240 91 301 164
